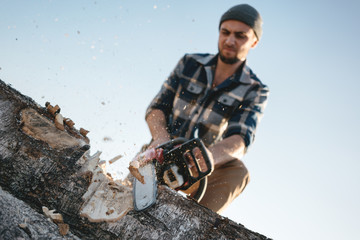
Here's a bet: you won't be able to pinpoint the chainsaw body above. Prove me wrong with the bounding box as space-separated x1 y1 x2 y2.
155 138 212 191
133 138 213 211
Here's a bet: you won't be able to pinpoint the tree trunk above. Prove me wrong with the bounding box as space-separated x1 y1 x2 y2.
0 79 270 240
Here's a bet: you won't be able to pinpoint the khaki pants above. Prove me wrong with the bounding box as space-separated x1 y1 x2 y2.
197 159 250 214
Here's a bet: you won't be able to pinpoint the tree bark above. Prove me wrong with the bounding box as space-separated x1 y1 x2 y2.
0 79 270 240
0 186 81 239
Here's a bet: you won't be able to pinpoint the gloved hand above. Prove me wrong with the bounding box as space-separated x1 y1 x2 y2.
128 147 164 184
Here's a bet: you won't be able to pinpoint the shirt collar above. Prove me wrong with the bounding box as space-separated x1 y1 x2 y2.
194 54 252 85
194 54 217 66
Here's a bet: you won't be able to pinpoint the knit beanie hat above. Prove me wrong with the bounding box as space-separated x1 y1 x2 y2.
219 4 263 40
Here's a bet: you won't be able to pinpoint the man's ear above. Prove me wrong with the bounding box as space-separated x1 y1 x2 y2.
251 38 259 48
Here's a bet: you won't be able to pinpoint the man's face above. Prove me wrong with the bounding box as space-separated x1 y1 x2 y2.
218 20 258 64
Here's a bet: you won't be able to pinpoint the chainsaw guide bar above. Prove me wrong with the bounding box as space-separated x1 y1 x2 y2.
133 163 157 211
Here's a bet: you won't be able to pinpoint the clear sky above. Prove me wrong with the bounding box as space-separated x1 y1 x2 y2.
1 0 360 239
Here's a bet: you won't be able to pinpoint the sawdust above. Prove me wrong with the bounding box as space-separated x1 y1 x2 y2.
80 153 134 222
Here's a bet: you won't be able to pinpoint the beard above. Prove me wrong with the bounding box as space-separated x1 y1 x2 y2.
218 47 240 65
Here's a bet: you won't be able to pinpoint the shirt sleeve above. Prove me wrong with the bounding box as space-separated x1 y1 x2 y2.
145 55 186 120
223 82 269 148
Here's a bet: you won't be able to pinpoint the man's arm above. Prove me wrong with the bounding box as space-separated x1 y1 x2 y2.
146 109 245 168
208 135 246 168
217 79 269 165
146 109 171 149
144 56 188 149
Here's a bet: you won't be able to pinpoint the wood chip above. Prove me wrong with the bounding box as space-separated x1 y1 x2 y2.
128 165 144 184
109 155 122 164
80 128 89 137
54 114 65 131
47 104 60 116
58 223 69 236
64 118 75 128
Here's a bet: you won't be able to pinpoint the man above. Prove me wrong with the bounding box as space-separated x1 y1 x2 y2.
145 4 269 213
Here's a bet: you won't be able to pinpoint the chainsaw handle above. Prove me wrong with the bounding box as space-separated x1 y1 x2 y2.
157 137 188 152
157 137 212 190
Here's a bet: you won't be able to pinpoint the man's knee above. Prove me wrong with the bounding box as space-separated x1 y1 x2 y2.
224 159 250 197
199 159 250 213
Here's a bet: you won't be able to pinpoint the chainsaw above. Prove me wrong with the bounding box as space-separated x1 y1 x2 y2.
130 138 213 211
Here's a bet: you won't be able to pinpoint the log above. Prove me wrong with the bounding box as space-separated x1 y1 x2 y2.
0 186 80 239
0 79 270 240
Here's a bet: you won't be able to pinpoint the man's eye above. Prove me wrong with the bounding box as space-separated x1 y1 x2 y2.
235 34 246 39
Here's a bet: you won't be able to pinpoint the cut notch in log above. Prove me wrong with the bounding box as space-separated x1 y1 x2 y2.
20 107 87 150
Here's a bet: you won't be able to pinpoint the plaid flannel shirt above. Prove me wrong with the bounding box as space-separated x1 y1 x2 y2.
146 53 269 149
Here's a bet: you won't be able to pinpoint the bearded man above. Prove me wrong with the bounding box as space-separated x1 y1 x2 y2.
145 4 269 213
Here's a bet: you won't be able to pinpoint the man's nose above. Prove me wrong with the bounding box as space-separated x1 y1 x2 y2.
225 35 235 45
